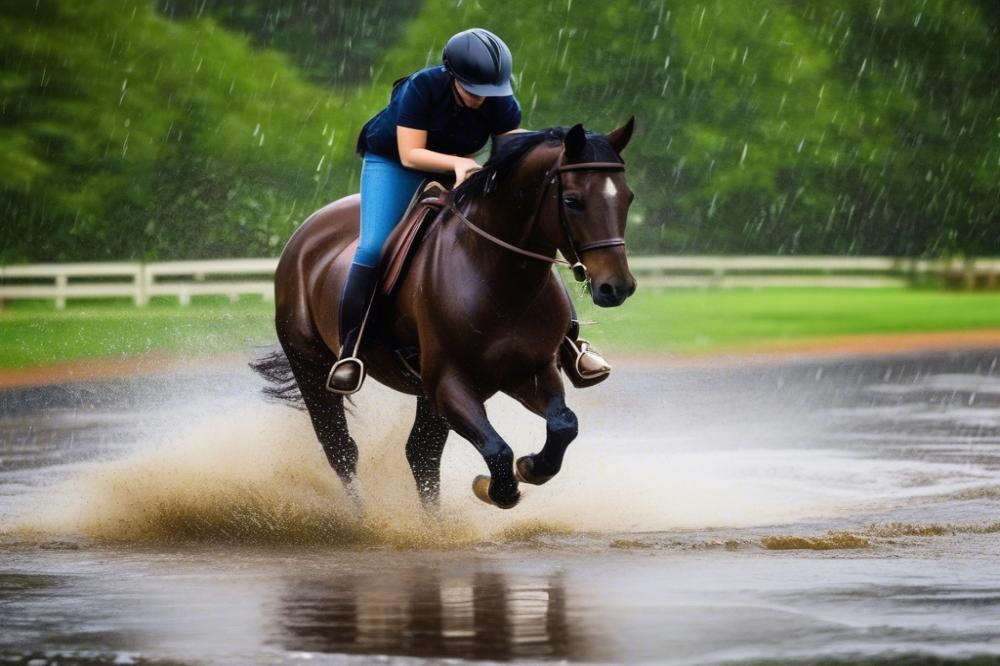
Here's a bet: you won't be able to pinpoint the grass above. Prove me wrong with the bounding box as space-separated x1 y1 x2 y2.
576 287 1000 353
0 296 276 369
3 288 1000 369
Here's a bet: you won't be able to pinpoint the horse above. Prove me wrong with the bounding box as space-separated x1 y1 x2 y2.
253 118 636 510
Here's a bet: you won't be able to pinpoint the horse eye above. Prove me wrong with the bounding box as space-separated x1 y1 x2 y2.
563 195 585 210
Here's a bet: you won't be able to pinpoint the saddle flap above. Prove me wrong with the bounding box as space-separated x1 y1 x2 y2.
377 181 448 296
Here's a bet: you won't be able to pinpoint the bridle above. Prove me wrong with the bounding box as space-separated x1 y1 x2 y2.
447 150 626 282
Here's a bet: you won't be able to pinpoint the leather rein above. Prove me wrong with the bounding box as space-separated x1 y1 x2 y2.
447 154 626 282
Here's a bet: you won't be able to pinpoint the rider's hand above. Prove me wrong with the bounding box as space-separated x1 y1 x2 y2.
453 157 481 186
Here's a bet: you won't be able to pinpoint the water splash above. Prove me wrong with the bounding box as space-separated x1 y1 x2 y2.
2 376 937 547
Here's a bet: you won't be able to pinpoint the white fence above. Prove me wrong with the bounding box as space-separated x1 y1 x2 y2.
0 259 277 309
625 256 1000 289
1 256 998 308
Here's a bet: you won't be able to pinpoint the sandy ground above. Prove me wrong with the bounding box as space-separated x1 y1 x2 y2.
3 329 1000 389
0 351 249 390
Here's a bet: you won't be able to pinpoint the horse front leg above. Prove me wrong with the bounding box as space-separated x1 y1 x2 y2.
431 371 521 509
506 362 579 485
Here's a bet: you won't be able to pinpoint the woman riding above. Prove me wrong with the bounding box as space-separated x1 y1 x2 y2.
327 27 612 394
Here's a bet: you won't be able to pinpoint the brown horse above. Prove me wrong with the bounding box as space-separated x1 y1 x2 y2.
253 118 636 509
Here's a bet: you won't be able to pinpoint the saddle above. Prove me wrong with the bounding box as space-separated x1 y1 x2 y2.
376 180 448 297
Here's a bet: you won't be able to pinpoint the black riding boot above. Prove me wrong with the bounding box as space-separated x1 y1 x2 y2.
558 281 612 389
326 262 378 394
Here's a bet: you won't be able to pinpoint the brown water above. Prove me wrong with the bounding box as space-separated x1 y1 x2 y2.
3 350 1000 664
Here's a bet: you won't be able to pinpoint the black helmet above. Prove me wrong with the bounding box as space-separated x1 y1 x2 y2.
442 28 513 97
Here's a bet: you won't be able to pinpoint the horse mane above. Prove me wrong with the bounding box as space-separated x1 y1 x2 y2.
453 126 622 205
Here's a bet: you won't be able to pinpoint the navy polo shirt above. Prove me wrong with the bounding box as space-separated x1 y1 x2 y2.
356 65 521 161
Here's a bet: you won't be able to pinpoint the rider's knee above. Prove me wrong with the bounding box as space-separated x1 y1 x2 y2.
353 245 381 268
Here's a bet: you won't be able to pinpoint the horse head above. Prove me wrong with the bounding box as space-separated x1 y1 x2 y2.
548 118 637 307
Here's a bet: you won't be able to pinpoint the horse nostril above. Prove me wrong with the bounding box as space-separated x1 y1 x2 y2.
598 282 615 297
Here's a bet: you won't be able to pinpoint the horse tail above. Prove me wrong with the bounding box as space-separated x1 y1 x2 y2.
249 346 305 409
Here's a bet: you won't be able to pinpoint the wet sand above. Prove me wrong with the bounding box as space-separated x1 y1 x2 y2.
2 349 1000 663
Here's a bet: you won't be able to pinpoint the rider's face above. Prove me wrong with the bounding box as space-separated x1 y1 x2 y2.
453 80 485 109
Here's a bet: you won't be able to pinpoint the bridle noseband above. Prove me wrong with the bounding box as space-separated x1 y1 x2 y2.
447 152 627 282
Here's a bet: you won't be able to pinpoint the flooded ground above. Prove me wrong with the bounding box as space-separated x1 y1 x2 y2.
2 349 1000 664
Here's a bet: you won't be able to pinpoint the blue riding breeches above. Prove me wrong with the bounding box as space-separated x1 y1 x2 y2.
354 153 433 267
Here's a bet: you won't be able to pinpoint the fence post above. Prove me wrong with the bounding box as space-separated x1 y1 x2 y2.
965 259 977 290
55 273 67 310
134 264 147 306
144 263 154 306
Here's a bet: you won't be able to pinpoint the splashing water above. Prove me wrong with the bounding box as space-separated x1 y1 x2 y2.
5 368 892 548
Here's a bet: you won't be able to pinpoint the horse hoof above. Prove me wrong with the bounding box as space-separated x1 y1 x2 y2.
515 455 554 486
471 475 520 509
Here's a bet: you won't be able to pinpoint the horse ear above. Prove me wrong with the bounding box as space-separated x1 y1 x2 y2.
564 123 587 159
606 116 635 154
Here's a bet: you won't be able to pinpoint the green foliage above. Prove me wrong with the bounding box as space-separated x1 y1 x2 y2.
0 0 363 261
156 0 420 85
1 0 998 261
381 0 1000 256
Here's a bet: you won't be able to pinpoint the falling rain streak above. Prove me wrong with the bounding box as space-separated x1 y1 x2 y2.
1 0 997 261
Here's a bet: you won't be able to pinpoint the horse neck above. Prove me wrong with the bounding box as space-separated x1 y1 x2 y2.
452 146 561 287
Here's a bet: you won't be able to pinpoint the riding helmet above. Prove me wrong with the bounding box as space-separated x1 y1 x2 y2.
441 28 514 97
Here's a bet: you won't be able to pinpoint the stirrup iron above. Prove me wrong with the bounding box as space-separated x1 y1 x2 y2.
560 336 611 388
325 355 366 394
571 337 611 379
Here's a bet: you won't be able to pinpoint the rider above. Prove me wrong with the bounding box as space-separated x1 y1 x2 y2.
327 27 612 394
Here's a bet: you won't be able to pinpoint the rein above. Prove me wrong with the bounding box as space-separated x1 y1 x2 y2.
447 153 626 282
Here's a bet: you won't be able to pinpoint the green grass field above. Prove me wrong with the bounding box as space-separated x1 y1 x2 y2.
3 288 1000 369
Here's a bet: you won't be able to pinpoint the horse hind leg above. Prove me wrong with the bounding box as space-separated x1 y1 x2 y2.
283 346 362 505
405 395 450 509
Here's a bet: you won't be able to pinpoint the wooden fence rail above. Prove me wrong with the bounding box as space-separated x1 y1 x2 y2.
1 256 998 308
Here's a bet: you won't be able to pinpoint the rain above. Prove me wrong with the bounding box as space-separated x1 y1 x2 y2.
2 1 1000 664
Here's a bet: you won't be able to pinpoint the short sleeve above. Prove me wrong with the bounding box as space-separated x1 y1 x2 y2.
395 74 433 130
489 95 522 135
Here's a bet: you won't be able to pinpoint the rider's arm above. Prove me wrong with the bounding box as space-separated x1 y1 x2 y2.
397 126 480 185
397 126 470 172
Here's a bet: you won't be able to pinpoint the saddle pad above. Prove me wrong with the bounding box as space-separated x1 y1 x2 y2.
377 185 447 296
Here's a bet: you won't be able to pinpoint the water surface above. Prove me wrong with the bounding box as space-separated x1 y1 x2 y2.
3 350 1000 664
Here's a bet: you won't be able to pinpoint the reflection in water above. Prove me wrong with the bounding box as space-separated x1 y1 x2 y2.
276 567 586 661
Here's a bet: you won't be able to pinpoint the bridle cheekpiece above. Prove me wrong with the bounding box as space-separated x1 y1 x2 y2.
447 149 626 282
